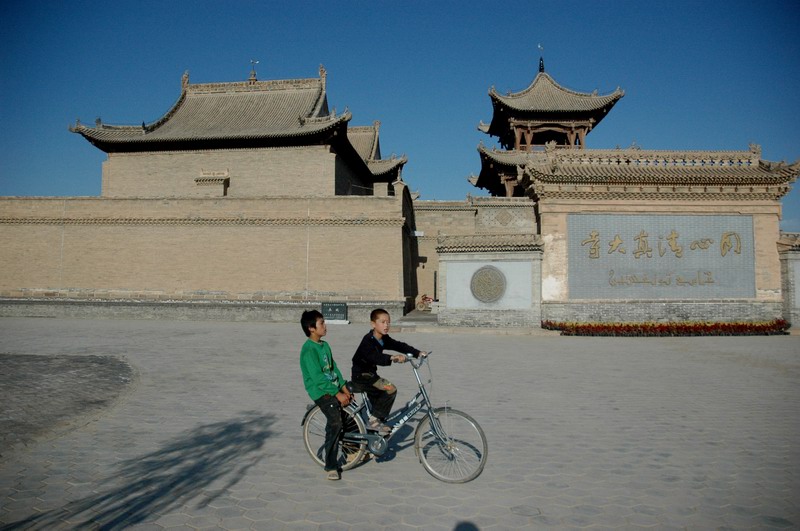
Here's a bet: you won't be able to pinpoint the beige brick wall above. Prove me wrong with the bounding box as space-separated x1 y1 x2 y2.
102 147 337 198
0 196 407 302
413 201 477 301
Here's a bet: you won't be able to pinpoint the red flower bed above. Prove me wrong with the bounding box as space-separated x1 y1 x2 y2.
541 319 789 337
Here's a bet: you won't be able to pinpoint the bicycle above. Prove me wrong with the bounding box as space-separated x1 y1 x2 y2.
301 351 488 483
416 294 435 311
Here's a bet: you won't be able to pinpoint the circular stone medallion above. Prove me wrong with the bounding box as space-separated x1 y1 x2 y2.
470 265 506 303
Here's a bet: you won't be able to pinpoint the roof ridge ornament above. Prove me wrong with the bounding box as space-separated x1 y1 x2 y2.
319 64 327 92
249 59 259 84
537 43 545 72
182 70 189 90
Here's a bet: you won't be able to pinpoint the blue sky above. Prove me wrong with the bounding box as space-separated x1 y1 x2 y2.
2 1 799 230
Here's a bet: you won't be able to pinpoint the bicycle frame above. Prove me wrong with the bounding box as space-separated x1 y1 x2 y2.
343 353 447 456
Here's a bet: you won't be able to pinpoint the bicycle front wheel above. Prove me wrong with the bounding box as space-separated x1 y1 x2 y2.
414 407 488 483
302 405 368 471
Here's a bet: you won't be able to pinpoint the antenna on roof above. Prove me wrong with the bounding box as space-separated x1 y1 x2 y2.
537 44 545 73
249 59 259 83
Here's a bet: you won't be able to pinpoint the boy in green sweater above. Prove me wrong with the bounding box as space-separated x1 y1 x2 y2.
299 309 352 480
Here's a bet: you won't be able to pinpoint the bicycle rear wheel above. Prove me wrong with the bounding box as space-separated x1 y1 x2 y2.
414 407 488 483
302 405 367 471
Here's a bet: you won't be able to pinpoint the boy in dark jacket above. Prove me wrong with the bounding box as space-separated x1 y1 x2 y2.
350 308 427 434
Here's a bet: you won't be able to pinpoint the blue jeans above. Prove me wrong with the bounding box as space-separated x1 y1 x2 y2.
314 394 343 471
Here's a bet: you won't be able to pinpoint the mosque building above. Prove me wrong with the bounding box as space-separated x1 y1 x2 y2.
1 60 798 328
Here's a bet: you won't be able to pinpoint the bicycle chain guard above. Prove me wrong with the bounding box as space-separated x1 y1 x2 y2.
346 431 389 456
367 434 388 456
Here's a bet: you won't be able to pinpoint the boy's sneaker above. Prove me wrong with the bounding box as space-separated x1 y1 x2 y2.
326 470 340 480
368 417 391 435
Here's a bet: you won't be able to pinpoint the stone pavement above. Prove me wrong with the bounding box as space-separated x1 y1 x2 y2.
0 317 798 530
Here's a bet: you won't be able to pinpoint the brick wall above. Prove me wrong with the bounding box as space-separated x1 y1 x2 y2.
413 197 537 304
413 201 476 302
0 196 408 315
437 309 540 327
542 301 783 324
780 248 800 325
0 299 405 324
102 147 336 198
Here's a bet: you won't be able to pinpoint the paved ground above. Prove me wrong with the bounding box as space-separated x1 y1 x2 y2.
0 317 798 530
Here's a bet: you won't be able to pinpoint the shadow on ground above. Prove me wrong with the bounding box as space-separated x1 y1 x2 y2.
0 353 134 456
374 423 416 463
4 411 276 530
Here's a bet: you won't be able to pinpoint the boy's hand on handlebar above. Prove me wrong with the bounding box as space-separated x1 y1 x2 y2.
418 351 429 358
391 354 407 363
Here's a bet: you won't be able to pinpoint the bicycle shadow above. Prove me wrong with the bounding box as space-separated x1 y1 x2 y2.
374 422 417 463
4 411 276 530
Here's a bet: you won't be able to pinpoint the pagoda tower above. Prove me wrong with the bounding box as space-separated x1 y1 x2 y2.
473 58 623 197
480 57 624 152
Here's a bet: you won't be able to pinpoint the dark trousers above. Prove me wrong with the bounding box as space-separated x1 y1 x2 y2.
314 394 343 472
350 373 396 421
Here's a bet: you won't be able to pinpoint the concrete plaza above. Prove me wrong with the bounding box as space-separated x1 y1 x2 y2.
0 316 798 530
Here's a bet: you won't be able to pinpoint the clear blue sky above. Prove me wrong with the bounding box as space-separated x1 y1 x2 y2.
2 1 799 230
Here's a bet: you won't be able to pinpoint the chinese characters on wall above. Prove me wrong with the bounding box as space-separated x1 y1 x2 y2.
568 215 754 299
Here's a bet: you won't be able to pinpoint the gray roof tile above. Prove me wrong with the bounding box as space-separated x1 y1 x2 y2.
476 144 799 190
70 68 408 185
490 72 624 113
348 122 381 161
71 73 347 148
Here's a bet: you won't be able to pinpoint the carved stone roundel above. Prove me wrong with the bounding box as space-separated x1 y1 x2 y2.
470 266 506 303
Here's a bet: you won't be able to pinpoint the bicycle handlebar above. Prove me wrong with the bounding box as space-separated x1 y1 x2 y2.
405 350 431 369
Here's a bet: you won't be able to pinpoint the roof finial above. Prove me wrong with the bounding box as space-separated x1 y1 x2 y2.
537 43 545 73
249 59 259 84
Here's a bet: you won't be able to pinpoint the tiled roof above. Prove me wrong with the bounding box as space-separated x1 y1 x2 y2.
71 69 348 151
778 232 800 251
436 233 542 253
478 145 535 167
347 121 407 177
489 72 624 113
477 145 800 186
367 157 407 177
529 149 798 185
348 122 381 161
70 67 409 187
